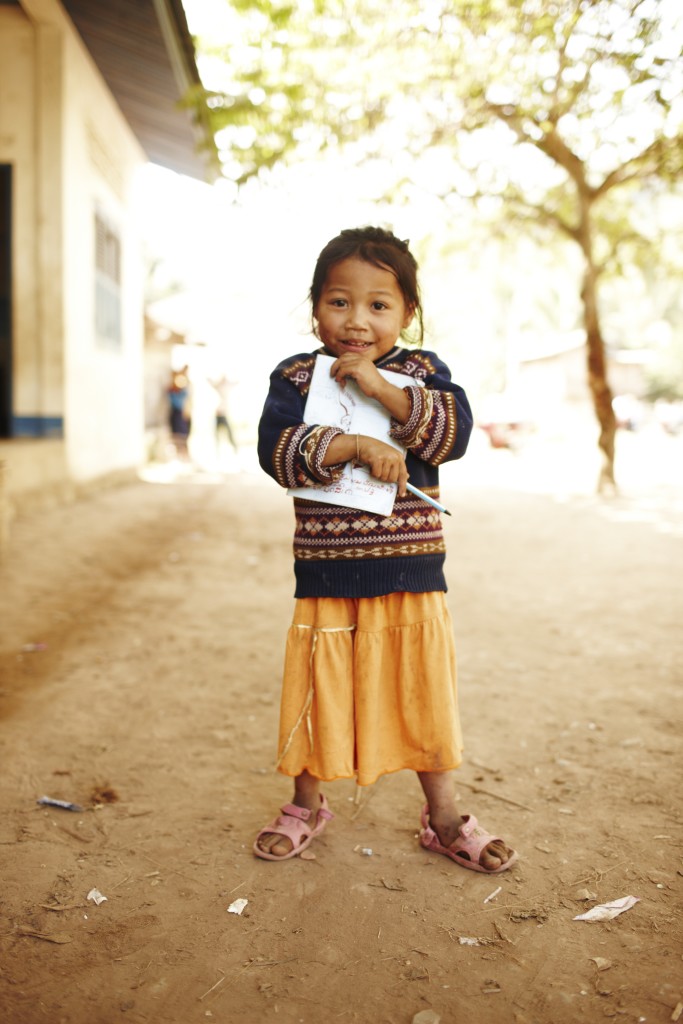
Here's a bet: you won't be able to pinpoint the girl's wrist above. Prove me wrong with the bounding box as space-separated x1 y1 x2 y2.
375 380 411 424
321 431 360 467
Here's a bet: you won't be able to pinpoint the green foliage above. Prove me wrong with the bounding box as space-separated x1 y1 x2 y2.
187 0 683 337
188 0 398 184
191 1 682 209
183 0 683 481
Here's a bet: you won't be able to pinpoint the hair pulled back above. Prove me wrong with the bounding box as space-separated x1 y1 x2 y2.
310 226 424 346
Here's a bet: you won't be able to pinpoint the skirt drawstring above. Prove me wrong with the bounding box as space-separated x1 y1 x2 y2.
275 624 356 769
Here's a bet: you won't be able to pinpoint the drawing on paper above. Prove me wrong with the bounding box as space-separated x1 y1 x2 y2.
287 354 421 516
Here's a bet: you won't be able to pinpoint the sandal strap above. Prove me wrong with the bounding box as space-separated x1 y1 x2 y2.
279 802 312 821
456 814 503 856
419 809 502 857
279 798 335 824
253 795 334 861
259 812 314 849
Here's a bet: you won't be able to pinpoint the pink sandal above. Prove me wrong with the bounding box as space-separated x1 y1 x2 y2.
419 805 518 874
253 795 334 861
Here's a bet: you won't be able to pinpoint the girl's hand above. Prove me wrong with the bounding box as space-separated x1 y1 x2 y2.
330 354 411 424
358 436 408 497
330 353 385 399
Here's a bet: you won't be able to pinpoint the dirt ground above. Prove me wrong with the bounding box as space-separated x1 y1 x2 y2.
1 432 682 1024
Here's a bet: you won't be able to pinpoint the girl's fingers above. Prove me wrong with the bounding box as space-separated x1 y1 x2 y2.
330 356 353 380
330 355 381 393
369 457 403 483
359 437 406 484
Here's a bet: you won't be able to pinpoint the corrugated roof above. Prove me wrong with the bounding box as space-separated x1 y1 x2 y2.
60 0 218 181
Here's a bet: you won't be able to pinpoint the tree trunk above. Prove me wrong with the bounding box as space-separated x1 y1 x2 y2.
577 198 617 493
580 265 617 493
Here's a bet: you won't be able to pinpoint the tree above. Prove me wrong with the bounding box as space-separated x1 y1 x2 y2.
189 0 683 490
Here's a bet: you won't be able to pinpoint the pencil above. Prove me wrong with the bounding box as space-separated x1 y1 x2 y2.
405 482 452 516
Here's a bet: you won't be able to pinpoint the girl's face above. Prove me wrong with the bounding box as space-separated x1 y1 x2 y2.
314 257 413 362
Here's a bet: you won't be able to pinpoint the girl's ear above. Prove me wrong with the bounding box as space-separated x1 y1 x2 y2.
402 304 416 329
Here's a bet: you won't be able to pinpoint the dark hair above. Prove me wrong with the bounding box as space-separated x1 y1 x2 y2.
309 226 424 346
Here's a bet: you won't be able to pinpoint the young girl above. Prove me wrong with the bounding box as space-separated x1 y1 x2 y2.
255 226 517 874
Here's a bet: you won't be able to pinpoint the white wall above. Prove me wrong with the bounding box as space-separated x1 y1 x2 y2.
59 6 146 479
0 0 148 485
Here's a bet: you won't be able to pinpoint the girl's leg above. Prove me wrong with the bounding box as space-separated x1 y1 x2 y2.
256 770 322 858
418 769 514 872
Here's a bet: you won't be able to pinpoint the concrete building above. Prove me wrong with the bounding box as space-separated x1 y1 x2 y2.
0 0 216 532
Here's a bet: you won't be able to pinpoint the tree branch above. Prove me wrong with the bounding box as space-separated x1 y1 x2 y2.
486 101 590 195
548 0 590 125
594 134 683 197
501 192 581 244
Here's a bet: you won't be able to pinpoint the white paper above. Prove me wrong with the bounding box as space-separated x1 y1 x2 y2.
573 895 639 921
87 888 107 906
287 354 422 516
227 898 248 915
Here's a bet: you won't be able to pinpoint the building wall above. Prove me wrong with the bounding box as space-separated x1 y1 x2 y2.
0 8 43 428
0 0 147 489
59 4 146 479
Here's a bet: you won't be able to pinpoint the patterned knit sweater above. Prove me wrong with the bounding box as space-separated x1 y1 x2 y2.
257 345 473 598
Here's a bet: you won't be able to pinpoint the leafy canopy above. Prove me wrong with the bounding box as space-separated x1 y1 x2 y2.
191 0 683 213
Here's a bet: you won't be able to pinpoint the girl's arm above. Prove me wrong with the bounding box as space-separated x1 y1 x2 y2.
322 433 408 496
258 357 348 490
389 351 473 466
329 348 472 466
258 356 409 494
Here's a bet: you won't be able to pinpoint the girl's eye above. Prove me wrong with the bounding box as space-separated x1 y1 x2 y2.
330 299 347 307
372 302 387 311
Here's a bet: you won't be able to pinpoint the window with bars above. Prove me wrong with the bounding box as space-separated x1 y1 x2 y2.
95 211 121 346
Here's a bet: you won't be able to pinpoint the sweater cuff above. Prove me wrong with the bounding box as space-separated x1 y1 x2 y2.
300 425 346 482
390 386 434 448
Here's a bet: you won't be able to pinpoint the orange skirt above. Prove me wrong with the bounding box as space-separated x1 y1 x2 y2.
276 592 463 787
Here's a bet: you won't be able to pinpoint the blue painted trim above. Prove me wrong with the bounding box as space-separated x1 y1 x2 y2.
12 416 64 438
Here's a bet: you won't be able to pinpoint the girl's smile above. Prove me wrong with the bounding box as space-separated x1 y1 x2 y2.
314 257 413 362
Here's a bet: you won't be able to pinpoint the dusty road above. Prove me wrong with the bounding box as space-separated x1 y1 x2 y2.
0 441 682 1024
